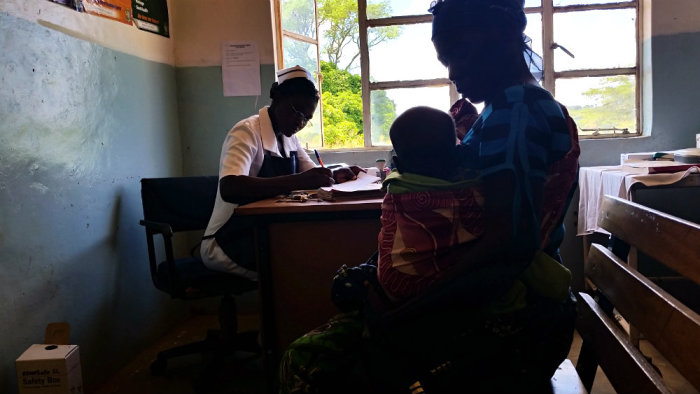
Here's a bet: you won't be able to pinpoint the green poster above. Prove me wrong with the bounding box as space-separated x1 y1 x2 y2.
132 0 169 37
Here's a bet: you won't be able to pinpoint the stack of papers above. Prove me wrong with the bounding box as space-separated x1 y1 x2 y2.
318 168 384 201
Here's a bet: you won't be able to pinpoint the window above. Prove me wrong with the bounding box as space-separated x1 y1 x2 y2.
274 0 640 148
274 0 324 147
532 0 640 138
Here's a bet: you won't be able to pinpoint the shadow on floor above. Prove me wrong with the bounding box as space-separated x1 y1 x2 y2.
95 312 698 394
94 314 266 394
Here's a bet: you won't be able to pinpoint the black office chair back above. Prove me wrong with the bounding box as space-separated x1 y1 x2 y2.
139 176 256 299
141 176 219 232
139 176 261 376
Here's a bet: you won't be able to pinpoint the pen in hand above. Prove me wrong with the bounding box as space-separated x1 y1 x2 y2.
314 149 325 168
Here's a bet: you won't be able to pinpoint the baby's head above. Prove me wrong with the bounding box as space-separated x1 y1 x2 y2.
390 106 457 179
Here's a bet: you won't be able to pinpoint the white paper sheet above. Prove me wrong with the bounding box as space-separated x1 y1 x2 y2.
221 41 260 97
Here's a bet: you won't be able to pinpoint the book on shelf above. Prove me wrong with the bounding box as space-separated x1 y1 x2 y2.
317 167 385 201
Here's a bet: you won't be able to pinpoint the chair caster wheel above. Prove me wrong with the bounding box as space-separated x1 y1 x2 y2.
150 358 167 375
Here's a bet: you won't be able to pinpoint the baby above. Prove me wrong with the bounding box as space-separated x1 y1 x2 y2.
377 106 570 306
377 106 484 300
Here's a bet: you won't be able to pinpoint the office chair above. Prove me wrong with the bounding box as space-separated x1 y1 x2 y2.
139 176 260 375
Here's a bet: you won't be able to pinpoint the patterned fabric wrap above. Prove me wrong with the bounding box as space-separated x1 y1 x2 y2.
278 312 370 394
377 174 485 300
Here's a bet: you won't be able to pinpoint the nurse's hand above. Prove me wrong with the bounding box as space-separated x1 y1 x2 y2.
333 166 366 184
297 167 334 188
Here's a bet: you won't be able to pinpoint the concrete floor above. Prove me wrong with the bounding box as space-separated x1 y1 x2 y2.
93 313 266 394
94 313 698 394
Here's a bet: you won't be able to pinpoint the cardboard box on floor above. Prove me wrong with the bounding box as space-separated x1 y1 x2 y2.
15 323 83 394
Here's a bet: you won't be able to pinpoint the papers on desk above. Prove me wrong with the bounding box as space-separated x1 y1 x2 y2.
318 167 385 201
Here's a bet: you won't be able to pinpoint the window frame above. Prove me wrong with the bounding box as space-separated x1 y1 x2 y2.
535 0 641 139
273 0 325 145
358 0 459 147
275 0 641 147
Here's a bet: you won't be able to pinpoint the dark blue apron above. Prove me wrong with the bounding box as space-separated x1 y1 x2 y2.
210 150 299 264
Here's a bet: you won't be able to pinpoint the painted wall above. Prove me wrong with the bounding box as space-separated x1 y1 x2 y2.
170 0 281 175
0 1 184 392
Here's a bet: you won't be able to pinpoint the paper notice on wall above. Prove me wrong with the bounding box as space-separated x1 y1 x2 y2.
222 42 261 97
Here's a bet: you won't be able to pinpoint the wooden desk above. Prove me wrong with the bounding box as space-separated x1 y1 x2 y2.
236 196 383 366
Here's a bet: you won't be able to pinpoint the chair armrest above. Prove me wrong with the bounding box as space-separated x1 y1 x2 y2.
139 219 173 237
139 219 181 291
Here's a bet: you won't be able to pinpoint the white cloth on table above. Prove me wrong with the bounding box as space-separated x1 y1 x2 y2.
577 165 699 235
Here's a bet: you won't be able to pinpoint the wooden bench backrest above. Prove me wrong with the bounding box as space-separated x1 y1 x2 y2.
597 195 700 285
577 195 700 393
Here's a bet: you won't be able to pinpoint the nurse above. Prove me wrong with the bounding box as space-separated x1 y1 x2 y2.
201 65 361 280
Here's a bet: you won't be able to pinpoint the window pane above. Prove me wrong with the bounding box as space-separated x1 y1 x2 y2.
283 37 319 75
556 75 636 136
525 13 543 57
321 86 365 149
367 0 432 17
371 86 452 146
554 9 636 71
554 0 625 6
295 106 323 149
525 0 541 7
280 0 316 39
369 23 447 81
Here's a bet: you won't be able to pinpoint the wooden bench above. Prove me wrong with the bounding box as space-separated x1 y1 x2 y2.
574 195 700 394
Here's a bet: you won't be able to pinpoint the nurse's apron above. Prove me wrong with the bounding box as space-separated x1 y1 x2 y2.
206 150 299 266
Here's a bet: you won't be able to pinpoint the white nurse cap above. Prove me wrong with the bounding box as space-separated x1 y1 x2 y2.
277 65 315 85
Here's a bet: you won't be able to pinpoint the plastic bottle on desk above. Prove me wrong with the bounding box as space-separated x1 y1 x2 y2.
376 159 387 181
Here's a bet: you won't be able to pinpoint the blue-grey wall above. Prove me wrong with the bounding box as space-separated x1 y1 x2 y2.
0 12 186 393
176 65 275 175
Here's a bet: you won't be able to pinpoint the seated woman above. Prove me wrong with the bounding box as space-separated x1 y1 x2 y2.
201 65 362 280
280 0 581 392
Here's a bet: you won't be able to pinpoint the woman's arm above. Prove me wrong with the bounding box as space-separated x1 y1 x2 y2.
219 168 334 204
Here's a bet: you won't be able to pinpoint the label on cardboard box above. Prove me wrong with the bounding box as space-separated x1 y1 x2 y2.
16 345 83 394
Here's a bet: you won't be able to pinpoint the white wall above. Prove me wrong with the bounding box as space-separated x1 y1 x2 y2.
171 0 276 67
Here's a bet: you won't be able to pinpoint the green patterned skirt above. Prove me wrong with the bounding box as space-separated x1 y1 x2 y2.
279 294 576 394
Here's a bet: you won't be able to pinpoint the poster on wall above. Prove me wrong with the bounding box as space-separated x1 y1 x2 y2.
132 0 169 37
47 0 83 11
222 42 261 97
81 0 133 25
